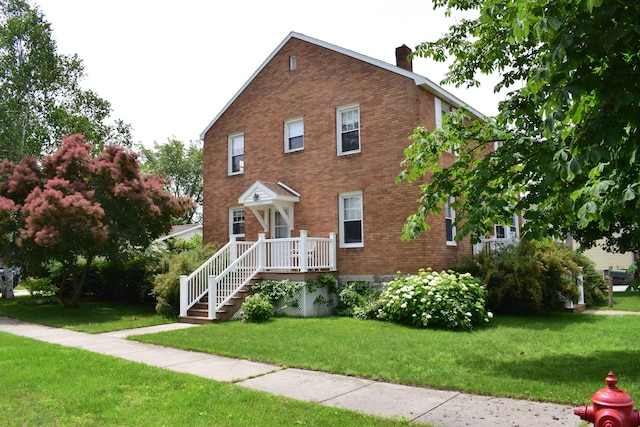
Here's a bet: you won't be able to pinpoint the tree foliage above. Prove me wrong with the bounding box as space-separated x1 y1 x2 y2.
138 138 203 224
398 0 640 257
0 134 193 306
0 0 131 162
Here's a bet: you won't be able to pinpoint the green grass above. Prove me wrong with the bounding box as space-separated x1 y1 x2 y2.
0 332 407 427
592 291 640 312
0 295 174 333
131 314 640 405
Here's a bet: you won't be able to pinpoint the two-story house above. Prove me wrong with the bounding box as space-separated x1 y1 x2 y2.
181 32 487 323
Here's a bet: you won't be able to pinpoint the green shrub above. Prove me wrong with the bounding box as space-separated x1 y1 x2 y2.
252 274 338 311
151 242 220 317
455 239 600 315
337 282 380 319
22 277 57 297
376 269 491 330
252 279 304 309
241 293 273 322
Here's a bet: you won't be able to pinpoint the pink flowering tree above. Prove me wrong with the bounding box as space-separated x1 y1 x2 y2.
0 134 193 306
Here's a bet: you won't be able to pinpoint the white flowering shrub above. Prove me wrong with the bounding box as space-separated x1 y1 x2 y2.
376 269 493 330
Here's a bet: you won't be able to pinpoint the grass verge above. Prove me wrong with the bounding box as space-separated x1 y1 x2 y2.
0 295 173 333
0 332 409 427
592 291 640 312
131 314 640 405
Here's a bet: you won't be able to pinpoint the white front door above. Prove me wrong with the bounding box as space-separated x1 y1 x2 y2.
270 209 292 268
273 209 290 239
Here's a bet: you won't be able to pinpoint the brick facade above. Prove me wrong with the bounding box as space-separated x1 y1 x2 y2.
202 34 474 277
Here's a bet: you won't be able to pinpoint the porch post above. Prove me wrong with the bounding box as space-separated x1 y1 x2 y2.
257 233 266 271
229 235 238 262
300 230 308 272
329 232 337 271
208 275 217 319
179 275 188 317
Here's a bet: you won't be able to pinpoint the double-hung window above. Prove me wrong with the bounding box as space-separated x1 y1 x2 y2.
495 214 519 240
284 118 304 152
337 104 360 155
444 196 456 245
228 133 244 175
339 191 363 247
230 207 245 237
435 97 458 155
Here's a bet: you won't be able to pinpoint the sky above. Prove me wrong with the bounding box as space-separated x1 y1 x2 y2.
34 0 506 148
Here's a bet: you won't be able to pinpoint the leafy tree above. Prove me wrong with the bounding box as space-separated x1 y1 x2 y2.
398 0 640 258
0 0 131 162
0 134 193 306
138 138 203 224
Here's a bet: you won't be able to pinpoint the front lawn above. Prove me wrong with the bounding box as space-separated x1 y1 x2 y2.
0 295 173 333
0 332 407 427
592 290 640 312
131 314 640 405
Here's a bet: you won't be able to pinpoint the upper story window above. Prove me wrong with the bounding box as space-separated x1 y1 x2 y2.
230 207 245 237
445 196 456 245
337 104 360 155
435 98 458 156
284 118 304 153
228 133 244 175
339 191 363 248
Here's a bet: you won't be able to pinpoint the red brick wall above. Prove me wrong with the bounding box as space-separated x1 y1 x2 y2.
202 37 472 275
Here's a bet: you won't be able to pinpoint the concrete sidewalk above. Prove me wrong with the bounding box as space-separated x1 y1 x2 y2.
0 316 579 426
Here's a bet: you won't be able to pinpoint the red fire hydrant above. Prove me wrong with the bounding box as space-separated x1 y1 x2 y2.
574 371 640 427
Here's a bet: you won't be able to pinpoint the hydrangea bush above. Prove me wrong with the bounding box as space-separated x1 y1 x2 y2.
376 269 492 330
241 293 273 323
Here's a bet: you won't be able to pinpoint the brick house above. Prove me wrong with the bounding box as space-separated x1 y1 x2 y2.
182 32 488 322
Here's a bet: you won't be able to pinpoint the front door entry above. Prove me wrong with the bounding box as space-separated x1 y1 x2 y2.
270 209 292 269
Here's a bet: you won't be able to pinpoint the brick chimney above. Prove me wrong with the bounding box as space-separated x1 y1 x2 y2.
395 45 413 72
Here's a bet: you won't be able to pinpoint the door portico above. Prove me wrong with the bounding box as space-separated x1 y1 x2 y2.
238 181 300 237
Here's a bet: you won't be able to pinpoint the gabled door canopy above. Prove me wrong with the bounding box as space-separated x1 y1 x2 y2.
238 181 300 232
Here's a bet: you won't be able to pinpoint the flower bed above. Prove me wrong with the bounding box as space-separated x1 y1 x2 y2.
376 269 492 329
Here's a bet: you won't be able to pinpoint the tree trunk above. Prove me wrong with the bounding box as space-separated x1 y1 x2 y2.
57 270 71 307
70 255 94 307
4 268 15 299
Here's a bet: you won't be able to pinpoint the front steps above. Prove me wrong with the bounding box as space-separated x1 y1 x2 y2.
178 272 326 324
179 287 251 324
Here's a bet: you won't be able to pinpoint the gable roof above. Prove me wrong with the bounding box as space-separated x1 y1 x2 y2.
156 224 203 242
238 181 300 207
200 31 485 140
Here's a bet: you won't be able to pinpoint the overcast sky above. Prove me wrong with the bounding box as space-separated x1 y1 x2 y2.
34 0 506 148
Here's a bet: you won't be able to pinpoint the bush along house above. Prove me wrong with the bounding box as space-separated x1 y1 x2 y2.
180 32 489 323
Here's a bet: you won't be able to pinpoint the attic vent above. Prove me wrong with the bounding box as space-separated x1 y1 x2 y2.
289 55 297 71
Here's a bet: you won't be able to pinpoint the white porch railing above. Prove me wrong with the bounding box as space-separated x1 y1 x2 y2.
473 237 519 255
180 231 336 320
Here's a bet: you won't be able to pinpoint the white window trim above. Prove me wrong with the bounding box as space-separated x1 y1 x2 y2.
284 117 304 153
435 97 458 156
339 190 363 248
336 103 361 156
435 97 444 130
495 213 519 240
229 206 245 238
445 196 457 246
228 133 244 176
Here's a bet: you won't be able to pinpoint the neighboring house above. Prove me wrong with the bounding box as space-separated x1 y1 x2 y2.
156 224 203 243
569 239 635 273
183 32 493 322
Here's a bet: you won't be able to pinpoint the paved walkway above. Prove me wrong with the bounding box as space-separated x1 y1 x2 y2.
0 315 580 427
